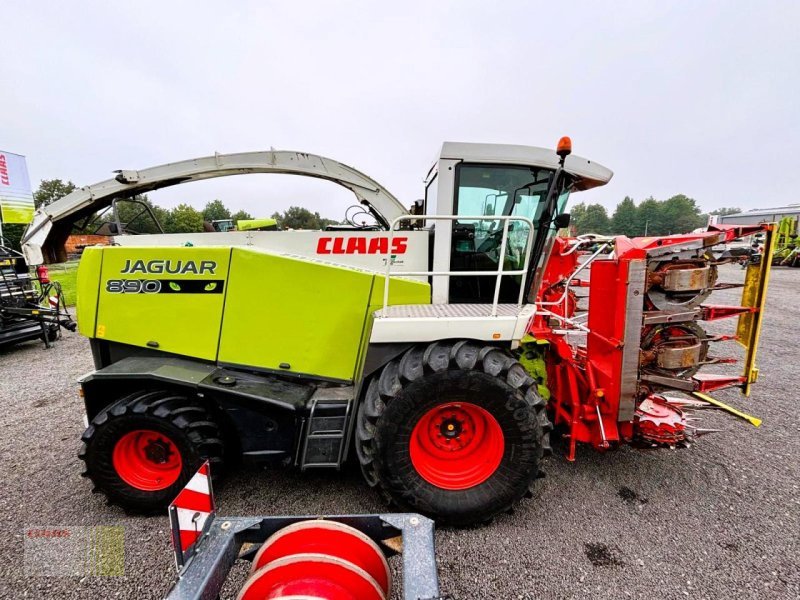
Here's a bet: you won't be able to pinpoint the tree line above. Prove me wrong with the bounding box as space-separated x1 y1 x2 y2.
0 179 339 250
569 194 741 237
1 179 743 252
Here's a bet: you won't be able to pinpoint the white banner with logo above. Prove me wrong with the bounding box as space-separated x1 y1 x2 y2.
0 150 35 224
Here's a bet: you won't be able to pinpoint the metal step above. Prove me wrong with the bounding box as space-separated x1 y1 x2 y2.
299 386 354 470
371 303 536 343
375 303 524 318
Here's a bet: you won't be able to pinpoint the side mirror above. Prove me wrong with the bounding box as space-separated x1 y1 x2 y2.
553 213 571 229
97 222 119 235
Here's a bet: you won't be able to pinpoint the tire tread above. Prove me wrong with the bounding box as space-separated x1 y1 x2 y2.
355 340 551 525
79 390 225 513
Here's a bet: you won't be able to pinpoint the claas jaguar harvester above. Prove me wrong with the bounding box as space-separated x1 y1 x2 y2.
22 139 773 526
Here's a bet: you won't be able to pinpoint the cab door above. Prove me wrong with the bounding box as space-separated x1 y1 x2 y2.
445 163 551 304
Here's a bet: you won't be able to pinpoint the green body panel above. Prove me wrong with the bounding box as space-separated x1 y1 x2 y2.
237 218 278 231
79 246 430 381
368 275 431 314
76 247 103 337
94 247 232 361
220 249 375 380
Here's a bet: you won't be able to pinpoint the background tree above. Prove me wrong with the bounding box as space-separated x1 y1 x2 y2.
611 196 638 237
231 209 254 223
709 207 742 216
569 202 587 234
164 204 204 233
102 194 166 234
636 197 664 235
33 179 77 209
202 199 231 222
0 223 25 251
570 202 611 234
660 194 706 234
271 206 337 230
151 204 171 231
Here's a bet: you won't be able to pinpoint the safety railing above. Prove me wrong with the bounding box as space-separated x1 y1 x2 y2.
382 215 535 317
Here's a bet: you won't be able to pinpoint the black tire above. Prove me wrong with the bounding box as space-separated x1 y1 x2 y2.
79 390 224 513
356 340 552 526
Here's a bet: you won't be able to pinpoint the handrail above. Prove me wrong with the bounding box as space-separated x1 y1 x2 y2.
537 241 611 310
535 238 613 338
561 234 616 256
383 215 535 317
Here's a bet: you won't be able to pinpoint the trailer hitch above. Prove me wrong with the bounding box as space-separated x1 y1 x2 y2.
165 463 442 600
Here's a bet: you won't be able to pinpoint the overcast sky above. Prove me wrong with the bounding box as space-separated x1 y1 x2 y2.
2 1 798 220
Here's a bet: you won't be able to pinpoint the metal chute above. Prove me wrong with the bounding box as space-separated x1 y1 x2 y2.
21 150 409 265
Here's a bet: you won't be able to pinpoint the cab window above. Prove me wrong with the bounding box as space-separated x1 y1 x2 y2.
449 164 555 304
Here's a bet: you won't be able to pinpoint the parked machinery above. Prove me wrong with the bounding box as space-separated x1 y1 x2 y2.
772 215 799 267
0 243 74 347
21 139 772 526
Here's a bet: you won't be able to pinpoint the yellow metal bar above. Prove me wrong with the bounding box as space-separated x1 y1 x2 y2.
692 392 762 427
736 224 775 396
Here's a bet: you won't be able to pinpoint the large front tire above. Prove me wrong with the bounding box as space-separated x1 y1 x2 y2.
356 341 551 526
79 390 224 513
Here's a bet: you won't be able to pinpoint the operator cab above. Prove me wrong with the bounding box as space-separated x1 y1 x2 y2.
422 141 612 305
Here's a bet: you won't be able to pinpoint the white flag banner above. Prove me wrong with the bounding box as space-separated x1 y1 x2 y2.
0 150 35 224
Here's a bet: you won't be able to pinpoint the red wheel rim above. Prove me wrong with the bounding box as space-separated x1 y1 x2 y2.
112 429 182 491
251 520 391 596
409 402 504 490
238 554 385 600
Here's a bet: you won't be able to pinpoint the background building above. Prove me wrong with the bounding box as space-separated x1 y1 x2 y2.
712 205 800 226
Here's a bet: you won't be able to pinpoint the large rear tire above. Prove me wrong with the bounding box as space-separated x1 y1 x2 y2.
79 390 224 513
356 341 551 526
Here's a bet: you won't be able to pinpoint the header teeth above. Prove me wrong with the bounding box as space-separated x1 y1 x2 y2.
688 427 722 437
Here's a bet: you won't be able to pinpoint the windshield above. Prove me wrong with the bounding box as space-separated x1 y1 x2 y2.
455 164 553 219
449 164 558 304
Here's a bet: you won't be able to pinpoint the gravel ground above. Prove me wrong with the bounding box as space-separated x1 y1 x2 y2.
0 263 797 599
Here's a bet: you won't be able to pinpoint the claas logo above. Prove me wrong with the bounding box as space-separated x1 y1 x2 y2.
0 154 10 186
316 237 408 255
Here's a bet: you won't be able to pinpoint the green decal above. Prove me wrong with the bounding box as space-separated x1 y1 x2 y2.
204 282 217 292
169 282 181 291
518 334 551 401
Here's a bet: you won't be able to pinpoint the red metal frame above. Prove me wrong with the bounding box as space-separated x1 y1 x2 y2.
529 224 770 460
